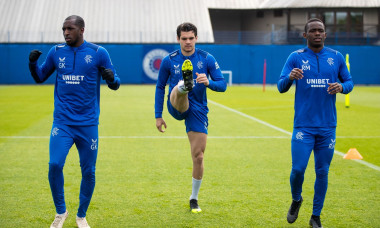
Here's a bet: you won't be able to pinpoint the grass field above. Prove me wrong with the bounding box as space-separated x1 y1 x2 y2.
0 85 379 227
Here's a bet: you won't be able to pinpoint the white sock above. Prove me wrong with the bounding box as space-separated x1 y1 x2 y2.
177 80 189 94
190 177 202 200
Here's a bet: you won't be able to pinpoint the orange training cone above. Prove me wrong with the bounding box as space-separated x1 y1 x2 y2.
343 148 363 160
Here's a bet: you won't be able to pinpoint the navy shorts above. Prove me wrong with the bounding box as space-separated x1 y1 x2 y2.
167 99 208 134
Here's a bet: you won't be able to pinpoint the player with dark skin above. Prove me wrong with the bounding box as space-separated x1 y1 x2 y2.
30 17 113 80
280 18 354 228
29 15 119 228
289 20 343 95
63 18 84 47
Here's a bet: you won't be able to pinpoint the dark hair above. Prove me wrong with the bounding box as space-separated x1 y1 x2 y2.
304 18 325 33
65 15 85 28
176 22 197 38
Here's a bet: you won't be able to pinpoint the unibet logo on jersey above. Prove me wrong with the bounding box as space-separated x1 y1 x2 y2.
307 78 330 88
62 75 85 84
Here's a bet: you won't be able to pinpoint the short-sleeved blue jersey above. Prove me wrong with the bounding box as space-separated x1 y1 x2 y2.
29 40 120 126
278 47 354 128
155 48 227 118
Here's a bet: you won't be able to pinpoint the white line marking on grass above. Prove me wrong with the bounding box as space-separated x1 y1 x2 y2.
2 135 379 139
0 136 50 138
208 99 380 172
0 136 289 139
124 136 290 139
208 100 292 136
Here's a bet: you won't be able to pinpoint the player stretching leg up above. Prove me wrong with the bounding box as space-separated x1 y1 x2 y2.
155 22 227 213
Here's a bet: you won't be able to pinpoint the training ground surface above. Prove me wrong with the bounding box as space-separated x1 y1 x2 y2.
0 85 379 227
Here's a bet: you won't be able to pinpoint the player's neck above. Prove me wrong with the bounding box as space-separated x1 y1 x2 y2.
308 44 324 53
181 49 195 57
70 39 84 48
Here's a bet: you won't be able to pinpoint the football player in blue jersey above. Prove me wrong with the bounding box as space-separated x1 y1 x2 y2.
278 18 354 228
28 15 120 228
155 22 227 213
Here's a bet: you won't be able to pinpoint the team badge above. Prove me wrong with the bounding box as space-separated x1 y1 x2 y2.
84 55 92 64
296 131 303 140
52 127 59 136
197 61 203 69
327 58 334 66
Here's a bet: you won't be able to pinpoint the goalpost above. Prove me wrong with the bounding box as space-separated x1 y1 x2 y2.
222 70 233 86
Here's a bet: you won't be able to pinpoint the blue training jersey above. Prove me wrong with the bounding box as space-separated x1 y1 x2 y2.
29 40 121 125
155 48 227 118
278 47 354 128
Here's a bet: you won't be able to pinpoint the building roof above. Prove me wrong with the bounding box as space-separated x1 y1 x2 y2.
0 0 214 43
0 0 379 43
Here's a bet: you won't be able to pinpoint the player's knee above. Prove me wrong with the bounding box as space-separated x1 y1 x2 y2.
291 167 305 177
193 152 204 165
49 162 64 172
81 165 96 180
315 167 329 179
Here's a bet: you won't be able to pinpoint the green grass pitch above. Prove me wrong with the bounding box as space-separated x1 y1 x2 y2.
0 85 379 227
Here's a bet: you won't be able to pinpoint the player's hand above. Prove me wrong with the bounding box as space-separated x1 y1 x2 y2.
327 82 343 94
156 118 167 133
195 72 209 86
100 67 115 82
29 50 42 62
289 68 304 80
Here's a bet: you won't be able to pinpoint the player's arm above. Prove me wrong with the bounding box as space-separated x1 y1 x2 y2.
155 57 170 132
28 48 56 83
278 53 300 93
328 52 354 95
98 47 120 90
202 54 227 92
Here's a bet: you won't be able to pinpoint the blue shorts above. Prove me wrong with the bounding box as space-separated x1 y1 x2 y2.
167 99 208 134
291 127 336 152
49 123 99 167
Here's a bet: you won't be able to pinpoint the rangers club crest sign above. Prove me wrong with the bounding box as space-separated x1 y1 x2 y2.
142 49 169 81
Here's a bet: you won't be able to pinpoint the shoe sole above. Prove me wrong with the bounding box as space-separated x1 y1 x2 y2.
191 208 202 213
181 59 193 91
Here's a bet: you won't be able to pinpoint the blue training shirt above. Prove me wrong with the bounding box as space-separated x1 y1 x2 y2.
155 48 227 118
29 40 121 126
278 47 354 128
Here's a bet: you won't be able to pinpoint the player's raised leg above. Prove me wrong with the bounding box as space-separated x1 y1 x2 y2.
170 59 194 113
187 131 207 213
